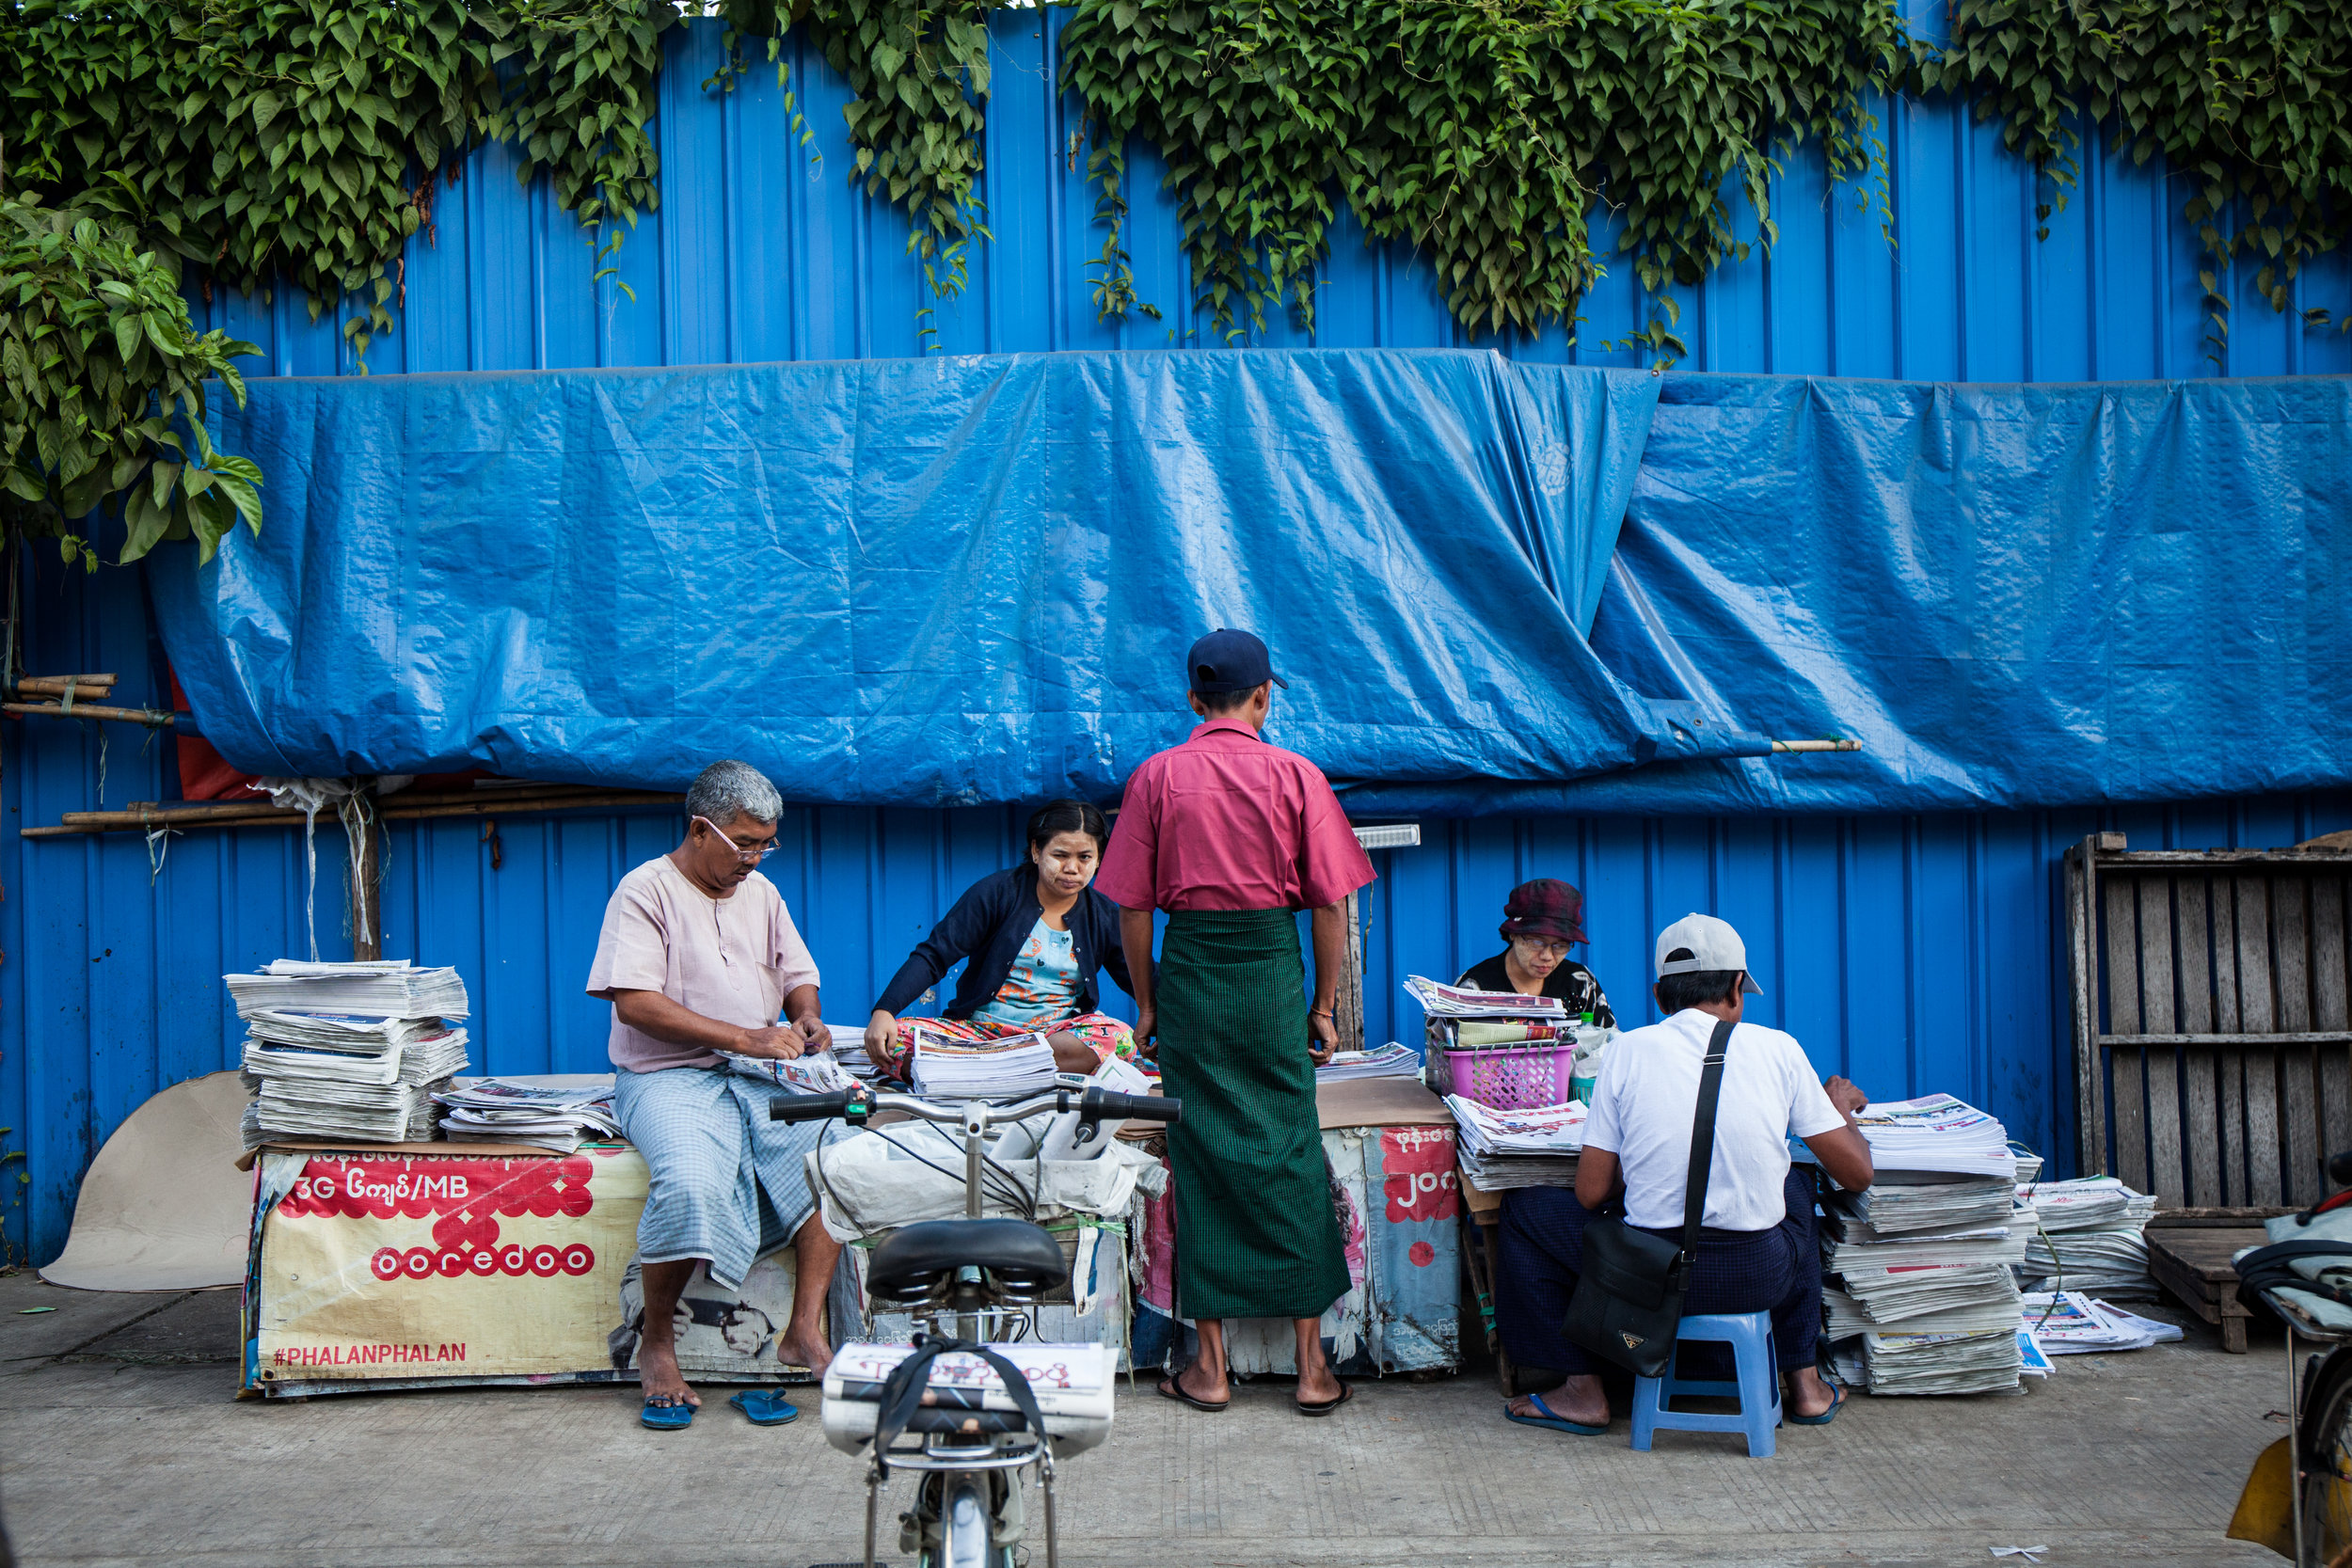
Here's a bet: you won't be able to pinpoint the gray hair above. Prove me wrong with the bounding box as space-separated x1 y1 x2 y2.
684 759 782 827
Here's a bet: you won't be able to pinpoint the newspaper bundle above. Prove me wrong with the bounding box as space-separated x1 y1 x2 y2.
1444 1095 1584 1189
435 1078 621 1152
232 961 472 1150
1822 1093 2026 1395
2017 1177 2160 1298
1405 976 1566 1019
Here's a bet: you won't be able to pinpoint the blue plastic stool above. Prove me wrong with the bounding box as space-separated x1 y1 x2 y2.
1629 1311 1781 1458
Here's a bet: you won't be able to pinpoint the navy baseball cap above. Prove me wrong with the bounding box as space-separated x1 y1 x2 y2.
1186 628 1288 694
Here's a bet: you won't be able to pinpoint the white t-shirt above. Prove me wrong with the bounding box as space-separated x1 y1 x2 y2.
1581 1009 1847 1232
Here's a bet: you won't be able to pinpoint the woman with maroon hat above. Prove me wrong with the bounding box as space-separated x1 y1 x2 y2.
1455 879 1615 1027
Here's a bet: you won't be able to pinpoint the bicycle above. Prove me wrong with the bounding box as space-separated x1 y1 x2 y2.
771 1081 1179 1568
2233 1150 2352 1564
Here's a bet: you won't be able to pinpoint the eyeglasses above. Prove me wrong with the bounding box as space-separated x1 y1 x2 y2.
694 816 778 862
1512 937 1574 958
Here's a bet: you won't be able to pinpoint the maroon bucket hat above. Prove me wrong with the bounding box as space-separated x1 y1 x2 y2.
1499 879 1588 945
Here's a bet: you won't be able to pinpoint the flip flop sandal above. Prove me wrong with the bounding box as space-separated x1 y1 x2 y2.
641 1393 694 1432
1155 1362 1231 1413
728 1388 801 1426
1787 1383 1846 1426
1297 1378 1354 1417
1502 1390 1607 1435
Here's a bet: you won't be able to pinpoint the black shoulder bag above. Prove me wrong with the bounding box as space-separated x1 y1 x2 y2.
1560 1016 1735 1380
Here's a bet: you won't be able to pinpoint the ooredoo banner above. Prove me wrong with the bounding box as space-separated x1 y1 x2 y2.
251 1147 648 1387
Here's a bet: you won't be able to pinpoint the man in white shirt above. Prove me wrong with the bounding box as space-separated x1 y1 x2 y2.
1494 914 1876 1434
588 759 844 1430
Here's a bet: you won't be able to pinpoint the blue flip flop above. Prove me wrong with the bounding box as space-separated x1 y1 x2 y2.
1787 1383 1847 1426
728 1388 801 1427
641 1393 694 1432
1502 1390 1607 1435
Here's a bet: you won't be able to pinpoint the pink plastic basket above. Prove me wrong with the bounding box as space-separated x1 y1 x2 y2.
1434 1041 1576 1111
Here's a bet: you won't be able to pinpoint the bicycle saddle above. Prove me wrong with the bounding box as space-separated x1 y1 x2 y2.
867 1217 1069 1302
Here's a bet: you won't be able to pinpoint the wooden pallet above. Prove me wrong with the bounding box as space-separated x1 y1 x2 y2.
2145 1213 2284 1354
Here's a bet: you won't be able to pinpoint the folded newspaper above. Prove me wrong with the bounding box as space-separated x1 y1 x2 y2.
910 1027 1059 1100
2022 1291 2183 1353
244 1010 454 1053
224 959 471 1021
1405 975 1565 1019
435 1078 621 1152
1445 1095 1584 1189
1316 1041 1420 1082
1848 1093 2017 1181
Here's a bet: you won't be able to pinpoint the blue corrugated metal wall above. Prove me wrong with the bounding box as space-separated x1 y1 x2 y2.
8 4 2350 1261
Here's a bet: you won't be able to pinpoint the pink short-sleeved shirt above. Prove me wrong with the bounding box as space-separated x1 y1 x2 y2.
1094 719 1376 912
585 855 820 1072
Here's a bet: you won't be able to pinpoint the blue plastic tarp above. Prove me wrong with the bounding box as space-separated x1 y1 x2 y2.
1338 372 2352 816
151 356 2352 816
153 350 1723 806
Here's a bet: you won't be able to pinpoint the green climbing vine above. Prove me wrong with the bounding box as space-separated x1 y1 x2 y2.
1917 0 2352 358
2 198 262 567
3 0 2348 572
713 0 993 344
0 0 678 359
1060 0 1910 345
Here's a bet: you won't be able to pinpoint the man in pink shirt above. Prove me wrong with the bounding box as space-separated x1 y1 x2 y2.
587 759 844 1431
1097 628 1375 1418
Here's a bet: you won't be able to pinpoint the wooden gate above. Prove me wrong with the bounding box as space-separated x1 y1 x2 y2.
2066 834 2352 1207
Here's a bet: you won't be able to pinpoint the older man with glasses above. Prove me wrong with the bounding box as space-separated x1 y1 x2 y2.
587 758 844 1429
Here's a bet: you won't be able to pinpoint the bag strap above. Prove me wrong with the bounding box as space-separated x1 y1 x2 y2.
870 1331 1053 1476
1678 1017 1738 1267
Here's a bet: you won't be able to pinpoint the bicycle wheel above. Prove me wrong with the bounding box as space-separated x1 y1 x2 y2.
2301 1351 2352 1565
934 1476 993 1568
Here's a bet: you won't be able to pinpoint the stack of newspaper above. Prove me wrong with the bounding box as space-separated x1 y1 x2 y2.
2017 1177 2160 1298
1317 1041 1420 1082
1823 1094 2029 1395
1405 976 1565 1019
226 959 470 1019
1848 1094 2018 1181
230 964 472 1150
1444 1096 1584 1189
910 1028 1059 1100
436 1079 621 1152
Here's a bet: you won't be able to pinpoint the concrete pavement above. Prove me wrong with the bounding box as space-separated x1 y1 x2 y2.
0 1266 2284 1567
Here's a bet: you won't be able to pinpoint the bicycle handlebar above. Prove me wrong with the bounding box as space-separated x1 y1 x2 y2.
767 1083 1182 1127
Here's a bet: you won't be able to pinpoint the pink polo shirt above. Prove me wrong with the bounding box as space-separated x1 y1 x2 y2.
1095 719 1376 912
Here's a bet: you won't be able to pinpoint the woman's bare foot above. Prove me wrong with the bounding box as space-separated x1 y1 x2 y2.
1786 1364 1839 1419
639 1339 701 1408
1506 1373 1607 1426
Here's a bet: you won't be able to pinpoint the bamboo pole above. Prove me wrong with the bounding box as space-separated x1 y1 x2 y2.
11 675 119 699
1769 739 1863 752
4 701 187 727
24 788 683 837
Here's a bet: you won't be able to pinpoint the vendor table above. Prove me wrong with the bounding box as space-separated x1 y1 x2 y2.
239 1142 840 1398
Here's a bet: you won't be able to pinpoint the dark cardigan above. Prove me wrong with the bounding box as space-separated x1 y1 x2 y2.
873 865 1134 1021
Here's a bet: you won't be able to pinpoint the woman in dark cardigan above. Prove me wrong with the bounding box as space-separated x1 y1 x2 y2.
864 800 1136 1078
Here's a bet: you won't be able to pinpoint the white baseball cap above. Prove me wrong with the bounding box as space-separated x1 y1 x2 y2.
1653 913 1764 995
